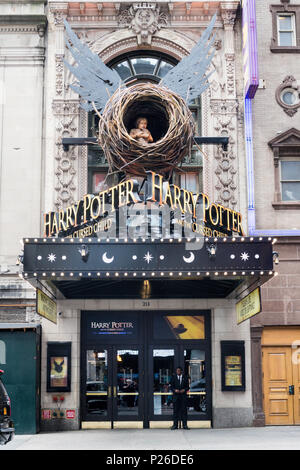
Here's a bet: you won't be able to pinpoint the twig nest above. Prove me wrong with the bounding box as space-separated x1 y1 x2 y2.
98 83 195 177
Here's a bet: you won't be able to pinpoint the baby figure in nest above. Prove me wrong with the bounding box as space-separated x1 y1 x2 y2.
129 117 153 145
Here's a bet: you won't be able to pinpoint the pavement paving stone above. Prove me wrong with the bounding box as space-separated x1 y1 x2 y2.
1 427 300 451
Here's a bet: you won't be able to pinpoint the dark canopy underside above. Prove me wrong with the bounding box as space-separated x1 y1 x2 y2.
53 278 242 299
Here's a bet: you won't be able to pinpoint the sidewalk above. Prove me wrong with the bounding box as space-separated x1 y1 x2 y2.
2 426 300 450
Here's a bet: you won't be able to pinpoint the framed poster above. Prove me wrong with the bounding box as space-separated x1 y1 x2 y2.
153 313 207 340
47 342 71 392
221 341 245 392
154 315 205 340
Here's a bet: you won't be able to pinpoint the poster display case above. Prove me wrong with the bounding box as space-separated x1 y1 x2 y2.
221 341 245 392
47 342 71 393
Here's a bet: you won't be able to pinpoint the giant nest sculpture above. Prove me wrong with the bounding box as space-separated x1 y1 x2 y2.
64 15 216 178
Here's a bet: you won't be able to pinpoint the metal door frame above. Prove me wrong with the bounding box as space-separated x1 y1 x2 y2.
81 344 145 426
80 309 211 428
147 342 212 424
111 345 144 427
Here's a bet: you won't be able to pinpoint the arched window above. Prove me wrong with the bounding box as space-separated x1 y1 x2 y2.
110 52 177 83
88 51 202 193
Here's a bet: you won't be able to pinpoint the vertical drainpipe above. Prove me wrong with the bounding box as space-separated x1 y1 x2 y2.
245 98 256 235
242 0 259 235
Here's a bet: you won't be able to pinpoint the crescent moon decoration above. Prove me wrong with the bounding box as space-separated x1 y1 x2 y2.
183 252 195 264
102 252 114 264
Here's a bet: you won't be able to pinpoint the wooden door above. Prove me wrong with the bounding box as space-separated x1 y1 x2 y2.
262 347 294 425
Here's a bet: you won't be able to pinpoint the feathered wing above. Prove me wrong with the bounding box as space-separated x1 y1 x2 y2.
161 13 216 103
63 20 121 112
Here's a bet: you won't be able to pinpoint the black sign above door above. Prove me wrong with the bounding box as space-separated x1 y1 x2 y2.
83 311 139 344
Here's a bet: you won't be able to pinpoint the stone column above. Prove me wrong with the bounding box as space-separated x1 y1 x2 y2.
47 2 81 210
250 326 265 426
209 2 240 210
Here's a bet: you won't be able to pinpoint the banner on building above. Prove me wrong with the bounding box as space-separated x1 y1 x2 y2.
37 288 57 324
236 287 261 324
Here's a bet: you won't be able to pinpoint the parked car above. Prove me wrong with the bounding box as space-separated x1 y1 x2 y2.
187 378 206 413
0 370 14 445
86 381 108 414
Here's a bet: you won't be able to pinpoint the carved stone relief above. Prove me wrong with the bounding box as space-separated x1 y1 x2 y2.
210 3 239 209
225 53 235 96
210 38 226 99
210 99 239 209
50 5 82 209
118 3 169 45
55 54 64 97
52 100 80 210
49 3 68 27
221 9 237 28
78 108 88 198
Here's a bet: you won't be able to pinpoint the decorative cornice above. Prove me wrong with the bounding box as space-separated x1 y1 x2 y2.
0 15 47 32
0 46 45 65
0 24 40 33
64 2 223 27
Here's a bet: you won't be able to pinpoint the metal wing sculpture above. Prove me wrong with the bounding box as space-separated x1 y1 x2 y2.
161 13 216 104
64 13 216 112
64 20 121 112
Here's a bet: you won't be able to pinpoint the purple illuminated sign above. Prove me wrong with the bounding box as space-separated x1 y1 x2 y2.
242 0 259 99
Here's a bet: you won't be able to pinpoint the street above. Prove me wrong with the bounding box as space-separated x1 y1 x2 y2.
2 426 300 451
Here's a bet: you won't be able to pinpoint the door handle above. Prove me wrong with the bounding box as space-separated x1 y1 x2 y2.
114 386 117 398
108 386 111 398
289 385 294 395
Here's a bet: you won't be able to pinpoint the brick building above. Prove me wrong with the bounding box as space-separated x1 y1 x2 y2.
248 0 300 426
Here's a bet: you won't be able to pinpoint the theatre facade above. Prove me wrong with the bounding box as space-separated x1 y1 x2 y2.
21 170 275 430
22 234 275 430
0 0 278 432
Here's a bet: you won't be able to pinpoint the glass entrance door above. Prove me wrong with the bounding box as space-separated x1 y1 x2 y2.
184 348 208 416
152 349 175 419
81 310 211 428
83 346 143 426
148 345 210 424
114 349 141 421
85 349 110 418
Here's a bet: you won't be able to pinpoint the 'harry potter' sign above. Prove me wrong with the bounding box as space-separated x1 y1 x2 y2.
43 171 245 239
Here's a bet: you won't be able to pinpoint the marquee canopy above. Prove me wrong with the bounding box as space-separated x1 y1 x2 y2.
21 237 275 300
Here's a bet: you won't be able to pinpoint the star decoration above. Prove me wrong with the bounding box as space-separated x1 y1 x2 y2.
47 253 56 263
144 251 153 264
240 252 249 262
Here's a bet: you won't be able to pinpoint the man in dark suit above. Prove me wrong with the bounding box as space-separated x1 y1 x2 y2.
170 366 190 430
